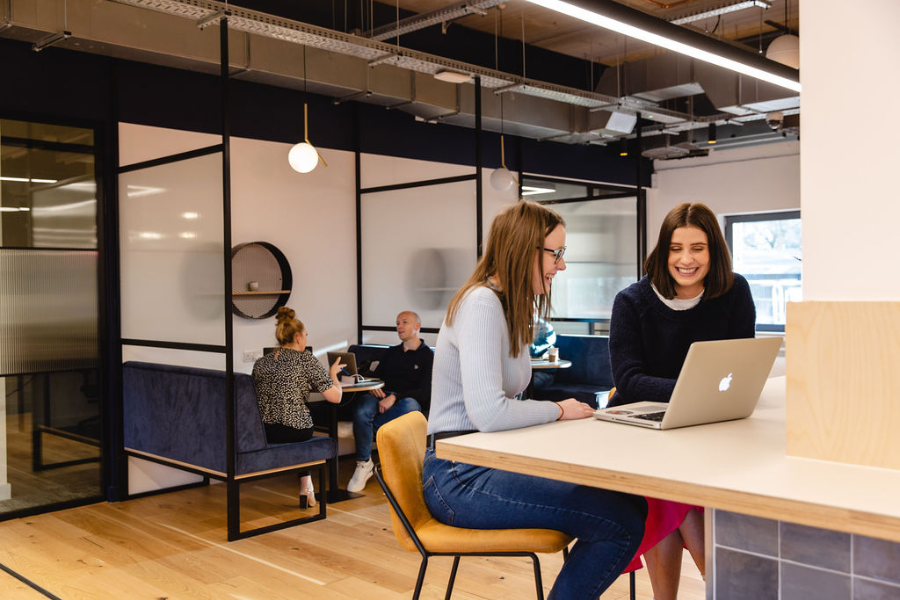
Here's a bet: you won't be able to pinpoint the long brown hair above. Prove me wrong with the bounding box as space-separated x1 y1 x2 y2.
274 306 305 345
645 202 734 300
446 201 565 357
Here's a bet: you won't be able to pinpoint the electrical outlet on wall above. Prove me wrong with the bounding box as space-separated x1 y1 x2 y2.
242 350 255 363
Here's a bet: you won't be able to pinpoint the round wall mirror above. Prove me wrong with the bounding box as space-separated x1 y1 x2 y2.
231 242 292 319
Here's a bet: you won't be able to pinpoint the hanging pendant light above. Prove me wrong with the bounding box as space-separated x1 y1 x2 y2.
490 135 517 192
766 0 799 69
289 103 327 173
490 11 517 193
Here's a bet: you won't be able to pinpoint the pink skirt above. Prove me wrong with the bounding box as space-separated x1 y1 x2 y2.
625 497 703 572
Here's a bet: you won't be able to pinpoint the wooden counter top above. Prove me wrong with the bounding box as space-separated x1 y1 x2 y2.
436 377 900 542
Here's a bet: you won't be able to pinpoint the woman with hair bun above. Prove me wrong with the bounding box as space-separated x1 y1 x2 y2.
252 306 345 508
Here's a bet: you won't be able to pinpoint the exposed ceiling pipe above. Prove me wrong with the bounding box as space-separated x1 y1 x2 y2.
0 0 797 153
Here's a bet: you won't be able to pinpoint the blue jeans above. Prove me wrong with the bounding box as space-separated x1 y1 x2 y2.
422 448 646 599
353 393 422 462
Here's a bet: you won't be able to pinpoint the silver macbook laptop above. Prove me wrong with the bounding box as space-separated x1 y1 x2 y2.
593 337 782 430
326 351 376 382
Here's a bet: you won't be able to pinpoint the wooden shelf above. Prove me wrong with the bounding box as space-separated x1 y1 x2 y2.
232 290 290 296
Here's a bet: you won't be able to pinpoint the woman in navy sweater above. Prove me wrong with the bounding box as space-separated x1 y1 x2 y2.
609 202 756 600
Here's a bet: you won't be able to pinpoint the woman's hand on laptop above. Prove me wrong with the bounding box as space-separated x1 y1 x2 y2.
329 357 346 381
555 398 596 421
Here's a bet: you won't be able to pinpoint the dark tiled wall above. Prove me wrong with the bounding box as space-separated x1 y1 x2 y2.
712 510 900 600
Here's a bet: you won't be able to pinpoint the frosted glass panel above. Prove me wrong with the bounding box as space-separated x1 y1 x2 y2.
0 250 97 374
361 180 477 330
31 179 98 249
119 153 225 345
540 197 638 320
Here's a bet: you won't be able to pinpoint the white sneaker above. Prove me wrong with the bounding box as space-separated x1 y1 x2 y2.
347 458 375 493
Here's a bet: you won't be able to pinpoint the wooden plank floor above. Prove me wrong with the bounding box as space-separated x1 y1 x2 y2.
0 458 706 599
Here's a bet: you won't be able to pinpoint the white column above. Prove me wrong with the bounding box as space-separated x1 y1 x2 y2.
801 0 900 299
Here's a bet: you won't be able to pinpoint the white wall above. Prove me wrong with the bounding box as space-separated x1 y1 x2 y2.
231 138 358 373
801 1 900 300
649 141 800 239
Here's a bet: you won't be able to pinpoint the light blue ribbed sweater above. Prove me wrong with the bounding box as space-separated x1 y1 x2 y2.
427 286 560 434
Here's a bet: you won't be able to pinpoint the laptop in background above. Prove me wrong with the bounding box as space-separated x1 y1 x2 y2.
326 351 381 384
593 337 782 430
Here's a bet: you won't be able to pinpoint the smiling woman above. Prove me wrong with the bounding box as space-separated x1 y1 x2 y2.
424 201 648 599
607 202 757 600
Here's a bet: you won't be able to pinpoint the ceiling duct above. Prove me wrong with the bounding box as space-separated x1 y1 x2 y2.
0 0 798 149
587 110 637 136
640 135 709 160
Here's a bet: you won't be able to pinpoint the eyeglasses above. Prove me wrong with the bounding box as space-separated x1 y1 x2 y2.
539 246 566 264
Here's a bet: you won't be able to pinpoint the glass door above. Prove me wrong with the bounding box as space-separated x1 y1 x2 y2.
0 118 103 517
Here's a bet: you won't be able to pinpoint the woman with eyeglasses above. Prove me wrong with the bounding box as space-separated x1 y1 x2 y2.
424 201 647 599
608 202 756 600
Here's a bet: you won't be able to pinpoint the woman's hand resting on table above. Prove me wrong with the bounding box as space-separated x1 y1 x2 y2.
554 398 596 420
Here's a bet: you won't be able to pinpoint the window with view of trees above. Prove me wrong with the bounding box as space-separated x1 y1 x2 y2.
725 211 801 332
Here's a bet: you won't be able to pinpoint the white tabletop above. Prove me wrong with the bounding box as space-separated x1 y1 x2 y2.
437 377 900 542
530 358 572 369
342 379 384 392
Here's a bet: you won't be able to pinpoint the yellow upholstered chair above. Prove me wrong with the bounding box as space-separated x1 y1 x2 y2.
374 411 572 600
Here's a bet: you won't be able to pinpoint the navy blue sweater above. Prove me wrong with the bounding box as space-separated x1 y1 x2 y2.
371 340 435 416
608 274 756 407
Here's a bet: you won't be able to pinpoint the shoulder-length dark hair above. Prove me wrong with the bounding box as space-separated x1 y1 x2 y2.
446 201 564 357
644 202 734 300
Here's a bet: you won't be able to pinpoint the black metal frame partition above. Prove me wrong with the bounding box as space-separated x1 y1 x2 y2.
355 78 485 342
116 21 326 541
521 173 647 335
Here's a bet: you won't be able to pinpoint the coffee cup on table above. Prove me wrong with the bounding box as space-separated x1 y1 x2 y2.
548 346 559 362
248 281 260 291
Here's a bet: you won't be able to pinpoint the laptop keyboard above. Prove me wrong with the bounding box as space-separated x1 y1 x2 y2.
633 411 666 422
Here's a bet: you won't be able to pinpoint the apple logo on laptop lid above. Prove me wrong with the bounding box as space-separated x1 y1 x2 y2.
718 373 733 392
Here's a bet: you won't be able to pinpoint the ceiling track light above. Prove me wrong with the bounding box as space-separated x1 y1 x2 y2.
670 0 771 26
523 0 800 92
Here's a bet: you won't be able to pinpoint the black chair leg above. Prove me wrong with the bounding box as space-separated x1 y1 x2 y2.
444 556 461 600
630 570 636 600
530 553 545 600
413 556 428 600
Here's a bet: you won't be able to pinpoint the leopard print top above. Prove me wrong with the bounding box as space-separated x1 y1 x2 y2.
252 348 334 430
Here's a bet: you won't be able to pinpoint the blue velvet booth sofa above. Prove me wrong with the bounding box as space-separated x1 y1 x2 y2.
123 361 337 541
534 334 615 409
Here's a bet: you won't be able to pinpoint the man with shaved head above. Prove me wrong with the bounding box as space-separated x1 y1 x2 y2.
347 310 434 493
